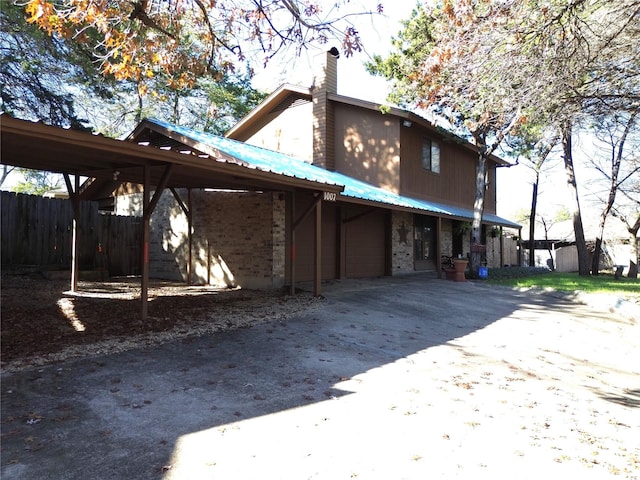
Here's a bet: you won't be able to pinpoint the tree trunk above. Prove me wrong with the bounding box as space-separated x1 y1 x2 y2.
561 124 590 275
591 237 603 275
540 218 555 271
592 148 622 275
135 85 144 124
628 215 640 278
1 165 14 187
528 178 539 267
629 235 639 278
470 152 487 276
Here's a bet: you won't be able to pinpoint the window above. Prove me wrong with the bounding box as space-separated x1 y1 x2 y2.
422 139 440 173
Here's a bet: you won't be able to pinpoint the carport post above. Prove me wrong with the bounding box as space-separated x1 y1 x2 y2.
141 165 151 320
436 216 443 278
289 190 296 296
499 226 504 267
141 164 174 319
314 195 322 297
63 173 80 293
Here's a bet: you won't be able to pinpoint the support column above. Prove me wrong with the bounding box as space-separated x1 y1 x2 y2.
188 189 193 285
289 190 296 295
141 165 150 320
436 216 443 278
499 226 504 267
314 196 322 297
63 174 80 292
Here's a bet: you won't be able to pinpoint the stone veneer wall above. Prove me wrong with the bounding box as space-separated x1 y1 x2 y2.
440 220 453 257
391 211 414 274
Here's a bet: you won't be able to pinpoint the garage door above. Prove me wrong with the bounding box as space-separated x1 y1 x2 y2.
345 208 387 278
293 199 337 282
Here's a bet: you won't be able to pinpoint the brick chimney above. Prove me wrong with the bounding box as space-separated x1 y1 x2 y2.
312 48 338 170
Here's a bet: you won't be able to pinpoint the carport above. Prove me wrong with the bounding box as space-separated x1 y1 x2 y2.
0 115 343 318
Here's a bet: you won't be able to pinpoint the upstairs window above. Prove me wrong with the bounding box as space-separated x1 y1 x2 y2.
422 139 440 173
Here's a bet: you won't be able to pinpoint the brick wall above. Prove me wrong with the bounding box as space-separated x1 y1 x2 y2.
118 189 286 289
190 190 285 290
149 189 190 282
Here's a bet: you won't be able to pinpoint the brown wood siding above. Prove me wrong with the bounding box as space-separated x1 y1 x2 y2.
399 127 498 214
333 103 401 193
344 207 386 278
292 194 337 282
484 166 497 214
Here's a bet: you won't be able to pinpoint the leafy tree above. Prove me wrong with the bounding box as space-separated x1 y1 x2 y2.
140 73 268 135
555 206 572 224
11 169 63 195
507 128 560 267
24 0 381 91
2 1 268 192
367 3 535 275
369 0 639 276
0 1 105 128
483 0 639 276
586 110 639 275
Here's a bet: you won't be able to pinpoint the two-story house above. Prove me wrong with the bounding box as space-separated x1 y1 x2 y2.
223 50 520 279
119 50 519 291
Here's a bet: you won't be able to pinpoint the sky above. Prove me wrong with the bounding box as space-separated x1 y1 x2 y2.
250 2 416 103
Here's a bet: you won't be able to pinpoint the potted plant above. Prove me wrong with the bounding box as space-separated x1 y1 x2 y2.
453 256 468 282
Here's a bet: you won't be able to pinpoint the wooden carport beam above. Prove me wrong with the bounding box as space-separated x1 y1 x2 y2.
63 173 80 293
293 193 322 230
141 164 174 319
314 195 322 297
436 217 443 278
342 208 376 224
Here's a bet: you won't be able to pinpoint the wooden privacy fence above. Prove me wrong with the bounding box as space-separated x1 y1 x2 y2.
1 191 141 277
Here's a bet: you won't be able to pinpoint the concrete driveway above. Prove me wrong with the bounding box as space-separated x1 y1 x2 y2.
1 275 638 479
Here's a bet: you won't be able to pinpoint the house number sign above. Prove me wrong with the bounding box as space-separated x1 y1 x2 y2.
323 191 337 202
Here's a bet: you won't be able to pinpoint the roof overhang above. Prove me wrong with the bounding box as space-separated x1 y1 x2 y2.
133 117 520 229
0 115 343 196
225 84 312 140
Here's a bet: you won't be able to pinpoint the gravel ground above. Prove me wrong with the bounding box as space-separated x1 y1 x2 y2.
1 274 322 372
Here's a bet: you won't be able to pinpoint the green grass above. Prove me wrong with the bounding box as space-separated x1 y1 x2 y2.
487 268 640 297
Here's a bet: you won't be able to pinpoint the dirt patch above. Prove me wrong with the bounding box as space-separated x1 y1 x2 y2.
1 273 321 372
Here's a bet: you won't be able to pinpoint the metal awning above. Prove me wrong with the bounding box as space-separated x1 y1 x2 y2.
0 115 342 195
140 118 521 229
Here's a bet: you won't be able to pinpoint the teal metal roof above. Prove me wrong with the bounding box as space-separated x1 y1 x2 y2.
144 118 520 229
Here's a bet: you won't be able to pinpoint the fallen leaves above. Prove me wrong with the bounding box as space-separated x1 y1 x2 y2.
1 276 322 372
